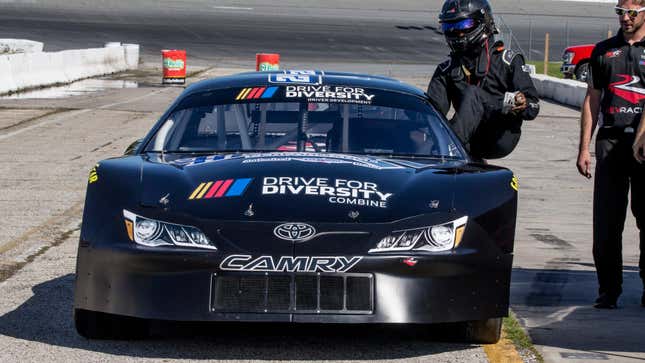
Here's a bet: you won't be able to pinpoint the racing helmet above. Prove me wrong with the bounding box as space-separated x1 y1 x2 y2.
439 0 497 53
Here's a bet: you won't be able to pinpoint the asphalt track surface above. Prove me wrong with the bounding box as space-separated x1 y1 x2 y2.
0 0 617 65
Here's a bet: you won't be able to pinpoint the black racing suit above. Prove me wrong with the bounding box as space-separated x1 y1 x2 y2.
427 40 540 159
588 31 645 300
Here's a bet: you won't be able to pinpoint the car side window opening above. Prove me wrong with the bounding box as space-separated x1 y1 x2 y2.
147 94 463 159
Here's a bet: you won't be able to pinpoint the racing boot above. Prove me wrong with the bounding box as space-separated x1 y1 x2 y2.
594 292 618 309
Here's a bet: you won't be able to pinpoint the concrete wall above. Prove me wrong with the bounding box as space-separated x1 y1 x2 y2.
0 39 44 54
0 43 139 95
531 74 587 109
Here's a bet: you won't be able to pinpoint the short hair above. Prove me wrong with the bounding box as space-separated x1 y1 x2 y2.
619 0 645 6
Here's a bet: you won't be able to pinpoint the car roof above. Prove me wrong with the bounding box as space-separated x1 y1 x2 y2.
182 70 427 99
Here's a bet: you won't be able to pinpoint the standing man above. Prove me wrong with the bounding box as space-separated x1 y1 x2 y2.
576 0 645 309
428 0 540 160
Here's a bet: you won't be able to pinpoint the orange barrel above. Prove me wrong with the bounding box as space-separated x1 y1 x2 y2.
162 49 187 84
256 53 280 71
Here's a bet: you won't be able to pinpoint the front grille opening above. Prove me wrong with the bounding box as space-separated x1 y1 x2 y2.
212 273 373 314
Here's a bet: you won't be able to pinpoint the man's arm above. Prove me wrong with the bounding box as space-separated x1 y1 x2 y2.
427 63 451 116
634 115 645 162
510 55 540 120
577 87 601 178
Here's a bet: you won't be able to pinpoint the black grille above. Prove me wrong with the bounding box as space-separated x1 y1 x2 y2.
211 273 373 314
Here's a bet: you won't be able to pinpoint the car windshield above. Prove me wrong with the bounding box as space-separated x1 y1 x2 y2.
145 86 464 159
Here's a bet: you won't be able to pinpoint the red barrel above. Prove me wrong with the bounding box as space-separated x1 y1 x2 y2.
256 53 280 71
162 50 187 84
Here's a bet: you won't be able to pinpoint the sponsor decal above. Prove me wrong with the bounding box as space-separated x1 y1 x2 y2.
273 223 316 241
241 152 404 170
285 85 375 104
607 106 643 114
220 254 362 273
189 178 253 200
510 176 519 191
235 86 279 100
163 58 185 70
174 154 240 167
268 70 323 85
608 74 645 103
262 177 393 208
640 60 645 66
173 152 406 170
88 165 99 184
403 257 418 267
605 49 622 58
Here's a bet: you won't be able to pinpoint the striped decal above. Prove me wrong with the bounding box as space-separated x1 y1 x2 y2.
215 179 234 198
235 88 253 100
225 178 253 197
189 178 253 200
261 86 278 98
247 88 261 99
204 180 224 199
235 87 278 100
189 182 207 200
196 181 213 199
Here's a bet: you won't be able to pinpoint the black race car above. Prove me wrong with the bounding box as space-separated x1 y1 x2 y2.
74 70 517 343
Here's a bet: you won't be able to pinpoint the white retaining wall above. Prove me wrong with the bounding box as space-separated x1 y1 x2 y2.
531 74 587 109
0 43 139 95
0 39 44 54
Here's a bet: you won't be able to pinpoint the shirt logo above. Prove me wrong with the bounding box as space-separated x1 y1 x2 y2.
605 49 623 58
608 74 645 104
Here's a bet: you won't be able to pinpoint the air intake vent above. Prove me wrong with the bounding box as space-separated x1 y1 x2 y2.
211 273 373 314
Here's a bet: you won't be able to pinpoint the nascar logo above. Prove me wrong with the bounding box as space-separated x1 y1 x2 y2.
235 87 278 100
189 178 253 200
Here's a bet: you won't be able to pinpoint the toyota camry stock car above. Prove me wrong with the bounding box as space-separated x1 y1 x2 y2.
74 70 518 343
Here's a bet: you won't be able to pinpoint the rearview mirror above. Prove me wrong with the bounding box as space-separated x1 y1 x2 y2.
124 139 143 155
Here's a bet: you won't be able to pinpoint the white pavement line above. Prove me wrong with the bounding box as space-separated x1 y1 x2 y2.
0 88 169 141
212 6 254 10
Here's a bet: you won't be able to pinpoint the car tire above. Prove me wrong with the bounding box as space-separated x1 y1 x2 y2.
462 317 502 344
74 308 148 340
575 62 589 82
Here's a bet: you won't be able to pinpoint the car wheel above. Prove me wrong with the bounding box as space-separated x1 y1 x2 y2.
74 308 148 340
575 62 589 82
462 317 502 344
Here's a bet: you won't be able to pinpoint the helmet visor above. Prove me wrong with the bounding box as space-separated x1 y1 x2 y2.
441 18 477 33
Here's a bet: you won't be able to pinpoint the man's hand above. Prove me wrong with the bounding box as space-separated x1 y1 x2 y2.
634 136 645 163
512 91 527 113
577 149 593 179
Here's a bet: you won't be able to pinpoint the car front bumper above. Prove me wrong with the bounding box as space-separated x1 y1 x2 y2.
74 243 512 324
560 63 575 76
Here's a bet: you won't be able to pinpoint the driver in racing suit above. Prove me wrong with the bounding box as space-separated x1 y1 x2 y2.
427 0 540 159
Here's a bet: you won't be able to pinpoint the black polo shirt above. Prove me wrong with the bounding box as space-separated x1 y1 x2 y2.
589 30 645 129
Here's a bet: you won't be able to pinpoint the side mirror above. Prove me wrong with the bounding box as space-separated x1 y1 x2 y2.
124 139 143 155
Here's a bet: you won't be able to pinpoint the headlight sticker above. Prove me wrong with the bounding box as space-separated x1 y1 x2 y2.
88 164 99 184
510 175 519 191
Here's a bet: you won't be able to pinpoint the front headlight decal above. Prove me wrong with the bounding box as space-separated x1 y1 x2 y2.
369 216 468 253
123 209 216 250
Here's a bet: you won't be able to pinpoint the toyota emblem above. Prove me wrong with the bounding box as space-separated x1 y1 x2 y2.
273 223 316 242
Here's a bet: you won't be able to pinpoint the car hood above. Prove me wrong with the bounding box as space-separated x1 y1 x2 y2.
139 152 458 223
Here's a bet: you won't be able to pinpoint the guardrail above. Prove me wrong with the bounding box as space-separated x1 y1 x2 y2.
0 42 139 95
530 74 586 109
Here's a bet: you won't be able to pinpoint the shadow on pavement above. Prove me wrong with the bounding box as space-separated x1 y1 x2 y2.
0 273 476 360
512 266 644 356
